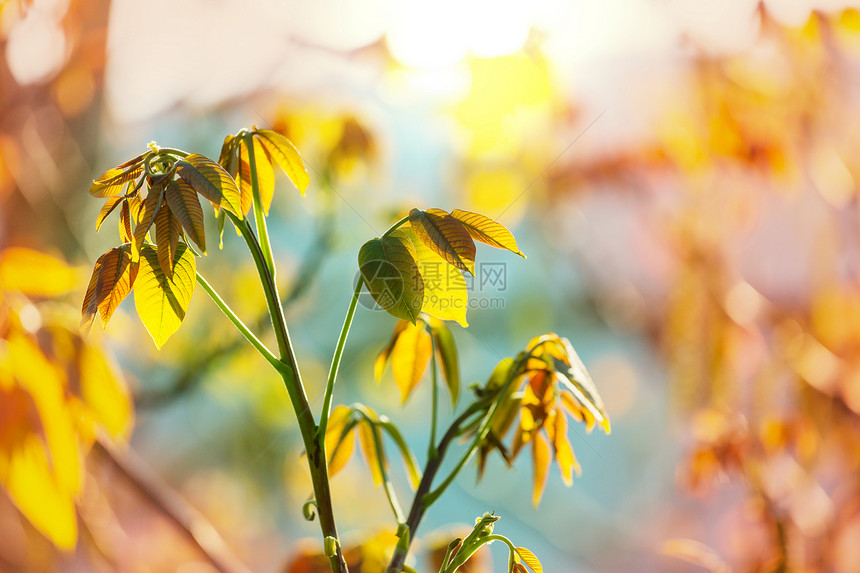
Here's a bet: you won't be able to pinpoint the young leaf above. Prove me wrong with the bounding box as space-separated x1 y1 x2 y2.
515 547 543 573
175 153 243 217
325 405 356 478
408 208 476 275
95 196 123 231
165 179 206 253
428 317 460 407
358 235 424 323
549 409 580 484
450 209 525 258
550 354 610 434
154 201 181 278
531 432 550 506
395 228 468 327
237 136 275 215
90 165 142 198
374 320 409 382
115 202 130 244
0 248 79 297
255 129 310 195
81 245 137 330
390 321 432 404
131 184 162 263
216 209 227 249
357 419 387 486
133 243 196 348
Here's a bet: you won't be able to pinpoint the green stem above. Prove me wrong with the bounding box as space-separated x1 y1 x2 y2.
227 212 347 573
428 334 439 460
195 272 280 371
245 133 276 278
382 216 409 238
317 277 364 444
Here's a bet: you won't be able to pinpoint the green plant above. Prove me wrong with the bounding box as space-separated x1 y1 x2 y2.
82 126 610 572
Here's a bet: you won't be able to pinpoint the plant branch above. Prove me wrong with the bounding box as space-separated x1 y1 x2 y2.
428 333 439 460
245 134 275 278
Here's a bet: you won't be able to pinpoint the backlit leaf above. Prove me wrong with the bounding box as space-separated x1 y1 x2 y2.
79 342 133 442
549 409 580 485
325 405 356 478
357 418 386 486
95 196 123 231
81 245 137 330
374 320 408 382
133 243 196 348
358 235 424 323
551 353 610 434
390 321 432 404
396 228 468 327
428 317 460 407
379 421 421 489
175 153 243 217
90 164 142 198
0 248 79 297
237 136 275 215
451 209 525 258
515 547 543 573
216 209 227 249
165 179 206 253
131 184 162 263
118 201 132 243
531 432 550 506
255 129 310 195
155 201 181 278
408 208 476 275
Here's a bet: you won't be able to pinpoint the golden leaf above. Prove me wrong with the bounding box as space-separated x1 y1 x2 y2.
451 209 525 257
133 243 196 348
390 321 433 404
408 208 476 275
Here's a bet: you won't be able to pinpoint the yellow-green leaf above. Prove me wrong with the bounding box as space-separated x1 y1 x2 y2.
95 196 123 232
374 320 409 382
408 208 476 275
395 228 468 327
358 235 424 323
131 184 162 263
357 419 386 486
81 245 137 330
175 153 243 217
390 321 432 404
133 243 196 348
90 164 142 198
550 350 610 434
165 179 206 253
79 341 133 442
325 405 356 478
428 317 460 407
450 209 525 258
255 129 310 195
515 547 543 573
531 432 550 506
155 201 181 278
237 136 275 215
118 200 132 243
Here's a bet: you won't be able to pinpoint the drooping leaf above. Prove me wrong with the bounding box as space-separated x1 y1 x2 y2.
450 209 525 258
531 432 550 506
78 342 133 442
95 196 123 232
374 320 409 382
515 548 543 573
165 179 206 253
356 419 387 486
133 243 196 348
486 357 518 391
389 321 432 404
396 228 468 327
255 129 310 195
218 134 235 171
131 184 162 263
237 136 275 215
175 153 243 217
81 245 137 330
154 201 181 278
0 248 79 297
547 409 580 484
358 235 424 323
89 164 142 198
550 354 610 434
325 405 356 478
118 200 132 243
428 317 460 407
378 421 421 489
216 209 227 249
408 208 476 275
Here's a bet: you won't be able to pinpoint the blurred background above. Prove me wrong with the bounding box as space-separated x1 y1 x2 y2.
3 0 860 571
